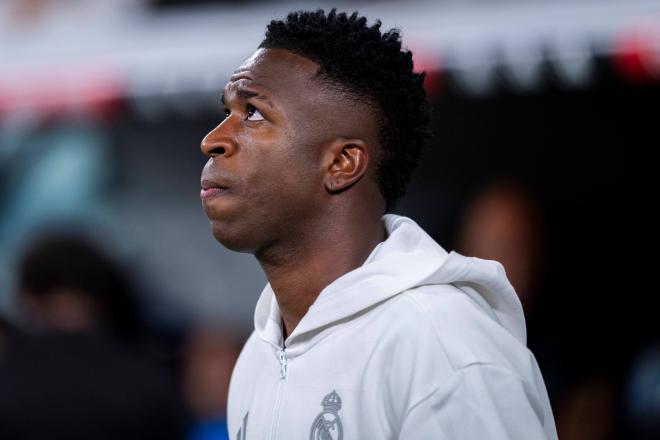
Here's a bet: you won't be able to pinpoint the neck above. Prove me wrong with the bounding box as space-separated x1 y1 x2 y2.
256 204 386 341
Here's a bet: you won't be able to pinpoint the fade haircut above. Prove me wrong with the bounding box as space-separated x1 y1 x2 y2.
259 9 431 210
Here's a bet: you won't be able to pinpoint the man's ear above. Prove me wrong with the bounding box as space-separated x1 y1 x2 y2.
323 138 369 193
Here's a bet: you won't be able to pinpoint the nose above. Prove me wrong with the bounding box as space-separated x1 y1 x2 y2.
200 120 237 158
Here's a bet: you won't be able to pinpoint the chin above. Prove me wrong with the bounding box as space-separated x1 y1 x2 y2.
210 221 258 253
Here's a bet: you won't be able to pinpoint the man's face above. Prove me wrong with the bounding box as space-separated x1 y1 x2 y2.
200 48 346 253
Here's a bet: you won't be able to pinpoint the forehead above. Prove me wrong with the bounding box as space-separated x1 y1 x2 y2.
228 48 321 97
226 48 380 142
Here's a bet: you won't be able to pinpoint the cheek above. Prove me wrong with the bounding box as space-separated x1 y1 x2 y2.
245 132 321 198
207 134 323 251
246 155 318 212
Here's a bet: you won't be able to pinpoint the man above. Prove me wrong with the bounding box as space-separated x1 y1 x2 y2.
200 9 557 439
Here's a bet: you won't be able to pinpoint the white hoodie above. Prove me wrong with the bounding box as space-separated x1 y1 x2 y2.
228 215 557 440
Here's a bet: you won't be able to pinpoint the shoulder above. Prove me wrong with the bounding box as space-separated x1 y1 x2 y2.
381 289 555 436
388 284 535 372
399 362 557 440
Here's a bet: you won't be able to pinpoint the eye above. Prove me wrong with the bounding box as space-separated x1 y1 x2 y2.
223 108 230 119
246 105 265 121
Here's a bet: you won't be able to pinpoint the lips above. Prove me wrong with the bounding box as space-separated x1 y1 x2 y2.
200 178 230 200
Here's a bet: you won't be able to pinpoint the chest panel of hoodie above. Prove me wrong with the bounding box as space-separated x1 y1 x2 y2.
228 291 458 440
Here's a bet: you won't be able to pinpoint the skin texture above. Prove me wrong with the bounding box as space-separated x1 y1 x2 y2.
201 48 387 338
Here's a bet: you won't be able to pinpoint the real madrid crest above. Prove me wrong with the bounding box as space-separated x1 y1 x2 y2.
309 390 343 440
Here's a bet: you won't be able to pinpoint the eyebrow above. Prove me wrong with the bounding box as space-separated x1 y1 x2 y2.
221 88 275 109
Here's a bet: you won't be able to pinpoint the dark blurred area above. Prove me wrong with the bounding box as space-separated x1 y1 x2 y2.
1 0 659 439
0 234 188 439
0 234 242 440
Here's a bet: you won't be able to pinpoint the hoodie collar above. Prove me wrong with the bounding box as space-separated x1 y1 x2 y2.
254 214 526 355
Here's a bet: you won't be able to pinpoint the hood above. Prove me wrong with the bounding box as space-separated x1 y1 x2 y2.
254 214 526 354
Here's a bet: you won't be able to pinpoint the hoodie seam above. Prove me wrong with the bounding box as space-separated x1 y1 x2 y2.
399 289 459 372
398 361 529 436
398 369 461 435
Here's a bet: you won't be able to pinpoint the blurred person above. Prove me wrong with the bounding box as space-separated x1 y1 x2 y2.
0 234 186 440
456 181 544 313
200 9 556 439
181 324 242 440
15 234 139 340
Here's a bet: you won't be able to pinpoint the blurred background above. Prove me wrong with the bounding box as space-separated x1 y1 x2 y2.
1 0 659 439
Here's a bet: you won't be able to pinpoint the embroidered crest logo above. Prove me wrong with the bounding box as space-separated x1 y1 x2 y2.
309 390 343 440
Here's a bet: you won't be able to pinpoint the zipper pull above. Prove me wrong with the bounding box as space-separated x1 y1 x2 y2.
278 349 287 379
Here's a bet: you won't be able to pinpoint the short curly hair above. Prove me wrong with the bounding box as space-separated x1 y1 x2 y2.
259 9 431 210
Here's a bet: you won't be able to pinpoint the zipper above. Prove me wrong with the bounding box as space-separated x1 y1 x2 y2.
278 349 288 379
269 348 288 440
